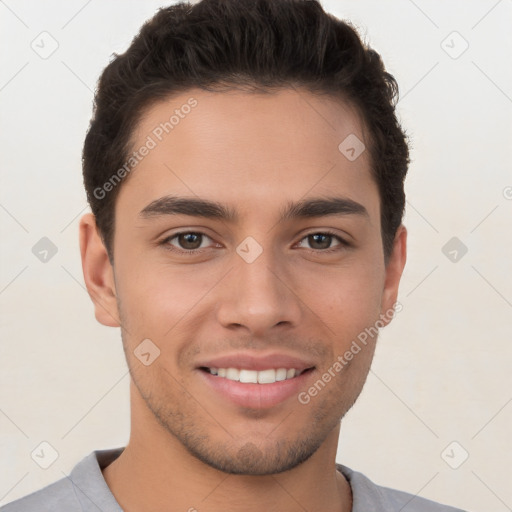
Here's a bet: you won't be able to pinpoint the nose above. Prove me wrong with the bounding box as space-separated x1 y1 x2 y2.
215 245 303 337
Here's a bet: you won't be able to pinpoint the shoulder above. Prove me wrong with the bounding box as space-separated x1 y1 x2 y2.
0 448 124 512
338 464 468 512
0 476 82 512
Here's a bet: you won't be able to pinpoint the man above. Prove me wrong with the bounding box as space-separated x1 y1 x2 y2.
1 0 467 510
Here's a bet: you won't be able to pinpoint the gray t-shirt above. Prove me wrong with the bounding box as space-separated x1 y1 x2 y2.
0 447 467 511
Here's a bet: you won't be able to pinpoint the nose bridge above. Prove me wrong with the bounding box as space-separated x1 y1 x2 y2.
216 238 301 334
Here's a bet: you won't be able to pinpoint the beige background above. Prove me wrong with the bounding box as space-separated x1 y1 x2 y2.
1 1 511 511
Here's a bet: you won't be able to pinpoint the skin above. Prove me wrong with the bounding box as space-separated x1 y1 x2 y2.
79 88 406 512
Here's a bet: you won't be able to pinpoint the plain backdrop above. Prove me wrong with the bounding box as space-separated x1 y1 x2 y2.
1 1 511 511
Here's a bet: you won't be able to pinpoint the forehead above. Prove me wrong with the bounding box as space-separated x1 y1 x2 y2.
117 87 379 222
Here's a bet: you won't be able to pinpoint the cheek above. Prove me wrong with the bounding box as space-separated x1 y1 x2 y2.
301 264 385 386
115 260 220 342
298 258 384 330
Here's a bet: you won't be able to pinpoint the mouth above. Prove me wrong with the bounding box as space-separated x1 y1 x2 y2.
199 366 314 384
195 352 317 409
197 361 316 409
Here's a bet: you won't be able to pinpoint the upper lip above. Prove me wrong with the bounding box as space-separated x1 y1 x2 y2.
196 352 316 372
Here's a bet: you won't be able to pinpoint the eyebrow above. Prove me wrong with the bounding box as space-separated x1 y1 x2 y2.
138 195 368 222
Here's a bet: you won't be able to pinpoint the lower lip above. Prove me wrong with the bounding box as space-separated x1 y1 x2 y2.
198 369 314 409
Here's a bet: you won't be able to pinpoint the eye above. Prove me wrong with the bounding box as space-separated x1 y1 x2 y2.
296 231 348 252
161 232 216 253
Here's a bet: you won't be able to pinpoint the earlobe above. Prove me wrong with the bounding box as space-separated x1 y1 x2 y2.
380 225 407 325
79 213 121 328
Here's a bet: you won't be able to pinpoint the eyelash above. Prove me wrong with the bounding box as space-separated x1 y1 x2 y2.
159 230 350 255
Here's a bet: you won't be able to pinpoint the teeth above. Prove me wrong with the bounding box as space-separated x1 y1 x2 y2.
275 368 287 381
239 369 258 383
257 369 276 384
226 368 239 380
208 367 303 384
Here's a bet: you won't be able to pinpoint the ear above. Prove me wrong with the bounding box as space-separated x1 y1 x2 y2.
380 224 407 326
79 213 121 327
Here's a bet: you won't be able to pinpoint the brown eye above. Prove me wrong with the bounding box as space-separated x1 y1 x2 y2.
308 233 333 250
296 232 347 252
177 232 203 250
163 232 214 252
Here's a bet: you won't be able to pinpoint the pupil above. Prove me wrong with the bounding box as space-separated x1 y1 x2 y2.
180 233 201 249
310 234 330 249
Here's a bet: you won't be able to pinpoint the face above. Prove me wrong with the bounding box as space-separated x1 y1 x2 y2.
81 88 406 475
